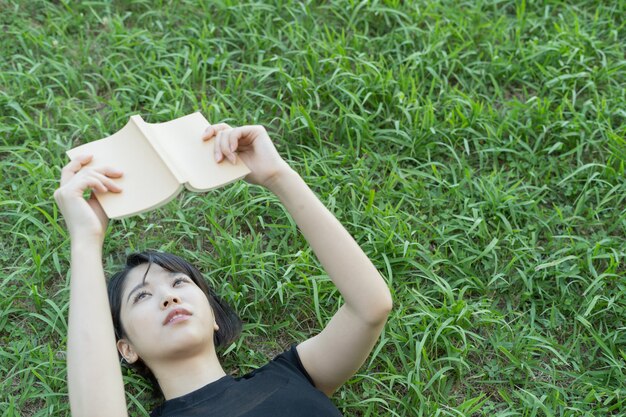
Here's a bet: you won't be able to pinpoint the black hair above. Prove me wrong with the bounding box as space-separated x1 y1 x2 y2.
107 250 242 391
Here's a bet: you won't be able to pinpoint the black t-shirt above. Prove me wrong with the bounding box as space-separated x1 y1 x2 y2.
150 344 344 416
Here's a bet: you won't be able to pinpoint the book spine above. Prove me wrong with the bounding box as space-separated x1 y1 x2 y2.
130 115 187 184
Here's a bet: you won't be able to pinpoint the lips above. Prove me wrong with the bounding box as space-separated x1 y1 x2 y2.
163 308 192 325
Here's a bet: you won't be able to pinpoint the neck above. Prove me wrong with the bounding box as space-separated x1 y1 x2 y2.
151 347 227 400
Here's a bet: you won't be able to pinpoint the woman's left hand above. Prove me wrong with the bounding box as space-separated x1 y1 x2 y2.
202 123 292 188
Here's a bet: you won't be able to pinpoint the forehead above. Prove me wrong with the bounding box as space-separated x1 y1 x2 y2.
123 263 176 291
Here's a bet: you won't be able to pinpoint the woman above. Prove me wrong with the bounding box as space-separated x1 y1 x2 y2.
54 123 393 417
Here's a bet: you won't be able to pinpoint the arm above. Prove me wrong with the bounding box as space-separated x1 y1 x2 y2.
204 124 393 396
54 155 128 417
267 169 393 396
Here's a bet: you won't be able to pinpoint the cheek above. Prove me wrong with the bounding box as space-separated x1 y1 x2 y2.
121 304 157 342
190 292 215 323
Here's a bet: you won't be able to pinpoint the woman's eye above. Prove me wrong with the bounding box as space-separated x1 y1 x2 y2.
173 277 188 286
134 291 149 303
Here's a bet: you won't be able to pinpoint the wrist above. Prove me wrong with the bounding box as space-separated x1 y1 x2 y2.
70 235 104 252
264 165 300 195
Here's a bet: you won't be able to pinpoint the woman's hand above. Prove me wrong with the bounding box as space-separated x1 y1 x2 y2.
53 154 123 243
202 123 292 188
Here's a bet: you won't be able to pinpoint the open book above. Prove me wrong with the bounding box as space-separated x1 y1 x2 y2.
66 112 250 219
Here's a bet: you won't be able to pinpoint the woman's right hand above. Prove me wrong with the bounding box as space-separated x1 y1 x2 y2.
53 154 123 243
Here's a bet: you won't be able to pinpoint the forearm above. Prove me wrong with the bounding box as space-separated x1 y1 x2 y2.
267 168 392 324
67 241 127 417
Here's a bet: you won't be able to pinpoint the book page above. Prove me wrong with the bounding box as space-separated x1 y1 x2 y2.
141 112 251 191
66 118 182 219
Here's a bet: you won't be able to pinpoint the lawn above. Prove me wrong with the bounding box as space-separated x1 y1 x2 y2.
1 0 625 416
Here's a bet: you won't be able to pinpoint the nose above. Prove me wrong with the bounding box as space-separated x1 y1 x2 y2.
161 294 181 309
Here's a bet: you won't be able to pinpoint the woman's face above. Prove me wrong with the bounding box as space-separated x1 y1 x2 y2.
116 262 218 366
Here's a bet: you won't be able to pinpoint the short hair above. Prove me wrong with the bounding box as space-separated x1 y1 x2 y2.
107 250 242 390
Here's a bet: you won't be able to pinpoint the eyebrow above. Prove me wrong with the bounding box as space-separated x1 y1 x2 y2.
126 270 180 304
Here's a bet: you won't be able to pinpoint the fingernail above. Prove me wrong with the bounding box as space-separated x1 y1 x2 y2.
228 154 236 164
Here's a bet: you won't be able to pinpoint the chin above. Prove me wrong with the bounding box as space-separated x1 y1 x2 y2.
160 327 215 358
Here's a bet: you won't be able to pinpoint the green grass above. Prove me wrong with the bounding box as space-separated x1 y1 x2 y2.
1 0 625 415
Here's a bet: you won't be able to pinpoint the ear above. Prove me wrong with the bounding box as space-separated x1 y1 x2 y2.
214 322 220 332
117 338 139 364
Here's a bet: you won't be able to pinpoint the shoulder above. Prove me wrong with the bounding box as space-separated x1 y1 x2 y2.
245 343 316 387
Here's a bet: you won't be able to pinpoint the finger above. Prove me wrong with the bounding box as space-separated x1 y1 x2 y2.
95 166 124 178
202 123 232 141
92 171 123 192
60 154 93 185
226 130 239 153
215 130 225 162
202 125 213 141
77 170 122 194
73 154 94 163
218 130 236 164
81 176 109 194
229 125 262 149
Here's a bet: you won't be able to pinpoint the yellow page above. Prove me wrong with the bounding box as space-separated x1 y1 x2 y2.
139 112 251 191
66 118 181 219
